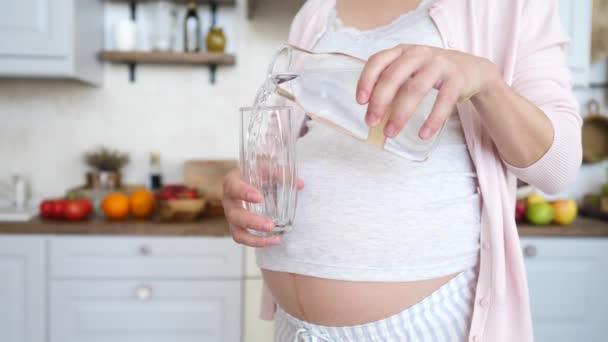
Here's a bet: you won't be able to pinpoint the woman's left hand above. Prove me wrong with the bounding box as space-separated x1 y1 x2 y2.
356 44 499 140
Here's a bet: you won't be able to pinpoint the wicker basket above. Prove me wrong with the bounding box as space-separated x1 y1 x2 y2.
157 199 207 222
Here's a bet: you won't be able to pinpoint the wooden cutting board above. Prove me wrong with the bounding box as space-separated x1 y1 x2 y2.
183 160 238 199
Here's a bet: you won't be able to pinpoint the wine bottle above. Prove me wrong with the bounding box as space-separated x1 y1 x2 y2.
184 2 201 52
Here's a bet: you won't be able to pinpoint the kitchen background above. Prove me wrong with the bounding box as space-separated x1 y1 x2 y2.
0 0 303 202
0 1 606 203
1 0 608 342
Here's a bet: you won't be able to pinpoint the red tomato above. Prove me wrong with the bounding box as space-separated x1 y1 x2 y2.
39 200 55 218
184 190 198 199
79 198 93 216
51 200 67 219
63 200 89 221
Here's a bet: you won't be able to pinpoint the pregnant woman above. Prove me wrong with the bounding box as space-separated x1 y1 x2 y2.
223 0 582 341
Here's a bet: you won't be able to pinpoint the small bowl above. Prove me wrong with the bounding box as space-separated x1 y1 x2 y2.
158 198 207 222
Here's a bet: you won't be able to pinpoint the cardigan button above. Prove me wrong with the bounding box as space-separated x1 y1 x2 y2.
482 241 490 250
448 40 457 48
471 335 480 342
479 297 489 307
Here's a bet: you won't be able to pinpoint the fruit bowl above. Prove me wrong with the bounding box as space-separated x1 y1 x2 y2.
157 198 207 222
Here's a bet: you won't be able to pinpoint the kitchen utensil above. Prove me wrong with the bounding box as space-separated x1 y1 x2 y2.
240 106 298 236
582 100 608 163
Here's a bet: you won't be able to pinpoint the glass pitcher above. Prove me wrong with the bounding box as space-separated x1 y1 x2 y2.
269 44 444 162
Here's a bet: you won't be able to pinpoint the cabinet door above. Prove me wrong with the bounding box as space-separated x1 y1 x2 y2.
0 0 70 57
243 278 274 342
0 236 46 342
559 0 592 87
522 237 608 342
51 280 242 342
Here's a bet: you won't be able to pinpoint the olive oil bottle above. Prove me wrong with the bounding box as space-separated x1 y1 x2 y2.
184 2 201 52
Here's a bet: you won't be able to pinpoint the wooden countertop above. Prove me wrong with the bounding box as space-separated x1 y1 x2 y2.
0 216 606 237
518 217 608 237
0 217 230 236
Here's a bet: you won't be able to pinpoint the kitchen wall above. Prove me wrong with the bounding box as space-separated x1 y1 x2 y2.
0 0 302 201
0 0 607 203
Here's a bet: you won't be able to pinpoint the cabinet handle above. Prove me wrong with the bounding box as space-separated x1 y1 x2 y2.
139 245 151 256
135 286 153 301
523 245 538 258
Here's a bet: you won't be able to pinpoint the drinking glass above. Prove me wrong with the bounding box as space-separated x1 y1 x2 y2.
239 106 298 237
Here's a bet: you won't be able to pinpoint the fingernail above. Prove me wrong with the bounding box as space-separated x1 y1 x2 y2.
367 114 380 126
357 89 368 103
264 221 275 231
269 235 281 245
420 127 432 140
246 191 258 202
384 123 397 137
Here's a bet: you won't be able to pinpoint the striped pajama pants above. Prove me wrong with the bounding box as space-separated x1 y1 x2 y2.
273 267 478 342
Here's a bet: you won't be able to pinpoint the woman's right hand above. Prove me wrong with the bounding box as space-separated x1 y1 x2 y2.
222 169 304 248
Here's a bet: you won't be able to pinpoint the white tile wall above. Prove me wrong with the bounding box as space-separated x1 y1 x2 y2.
0 0 302 201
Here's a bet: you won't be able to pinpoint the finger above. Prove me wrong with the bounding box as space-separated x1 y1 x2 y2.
419 76 460 140
225 206 275 232
385 59 445 138
356 45 407 104
297 179 305 190
230 225 282 248
223 170 262 203
365 53 429 127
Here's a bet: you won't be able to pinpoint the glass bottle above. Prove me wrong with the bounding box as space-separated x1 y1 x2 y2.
184 2 201 52
149 152 163 191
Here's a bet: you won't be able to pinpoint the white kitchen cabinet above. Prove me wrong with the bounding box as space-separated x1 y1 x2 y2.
0 236 46 342
521 237 608 342
243 247 274 341
244 278 274 342
0 0 102 84
48 235 243 342
559 0 592 87
51 280 242 342
50 236 243 279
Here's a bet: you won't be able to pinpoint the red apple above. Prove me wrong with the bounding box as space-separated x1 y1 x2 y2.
515 199 526 222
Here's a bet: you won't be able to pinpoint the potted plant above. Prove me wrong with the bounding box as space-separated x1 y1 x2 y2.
84 147 130 190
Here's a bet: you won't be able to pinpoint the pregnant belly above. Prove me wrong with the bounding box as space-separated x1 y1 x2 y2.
262 269 458 326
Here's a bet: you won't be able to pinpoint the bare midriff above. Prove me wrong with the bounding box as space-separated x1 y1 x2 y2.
262 269 459 326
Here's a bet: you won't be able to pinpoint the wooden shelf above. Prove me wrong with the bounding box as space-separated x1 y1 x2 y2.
99 51 235 65
99 51 235 83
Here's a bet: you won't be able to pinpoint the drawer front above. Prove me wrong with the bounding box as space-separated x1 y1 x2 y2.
50 280 242 342
50 236 242 279
521 237 608 342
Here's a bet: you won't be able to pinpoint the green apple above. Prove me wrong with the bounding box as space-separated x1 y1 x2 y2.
526 202 554 225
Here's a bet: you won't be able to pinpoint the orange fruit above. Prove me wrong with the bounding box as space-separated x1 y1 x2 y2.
102 192 130 220
129 189 155 218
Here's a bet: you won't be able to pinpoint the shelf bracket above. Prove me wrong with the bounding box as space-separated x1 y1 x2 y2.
209 65 217 84
128 63 136 82
129 1 137 20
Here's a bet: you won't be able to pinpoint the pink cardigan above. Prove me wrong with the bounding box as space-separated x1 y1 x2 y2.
259 1 582 341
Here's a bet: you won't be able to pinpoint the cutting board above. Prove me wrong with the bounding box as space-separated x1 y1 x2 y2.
183 160 238 199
